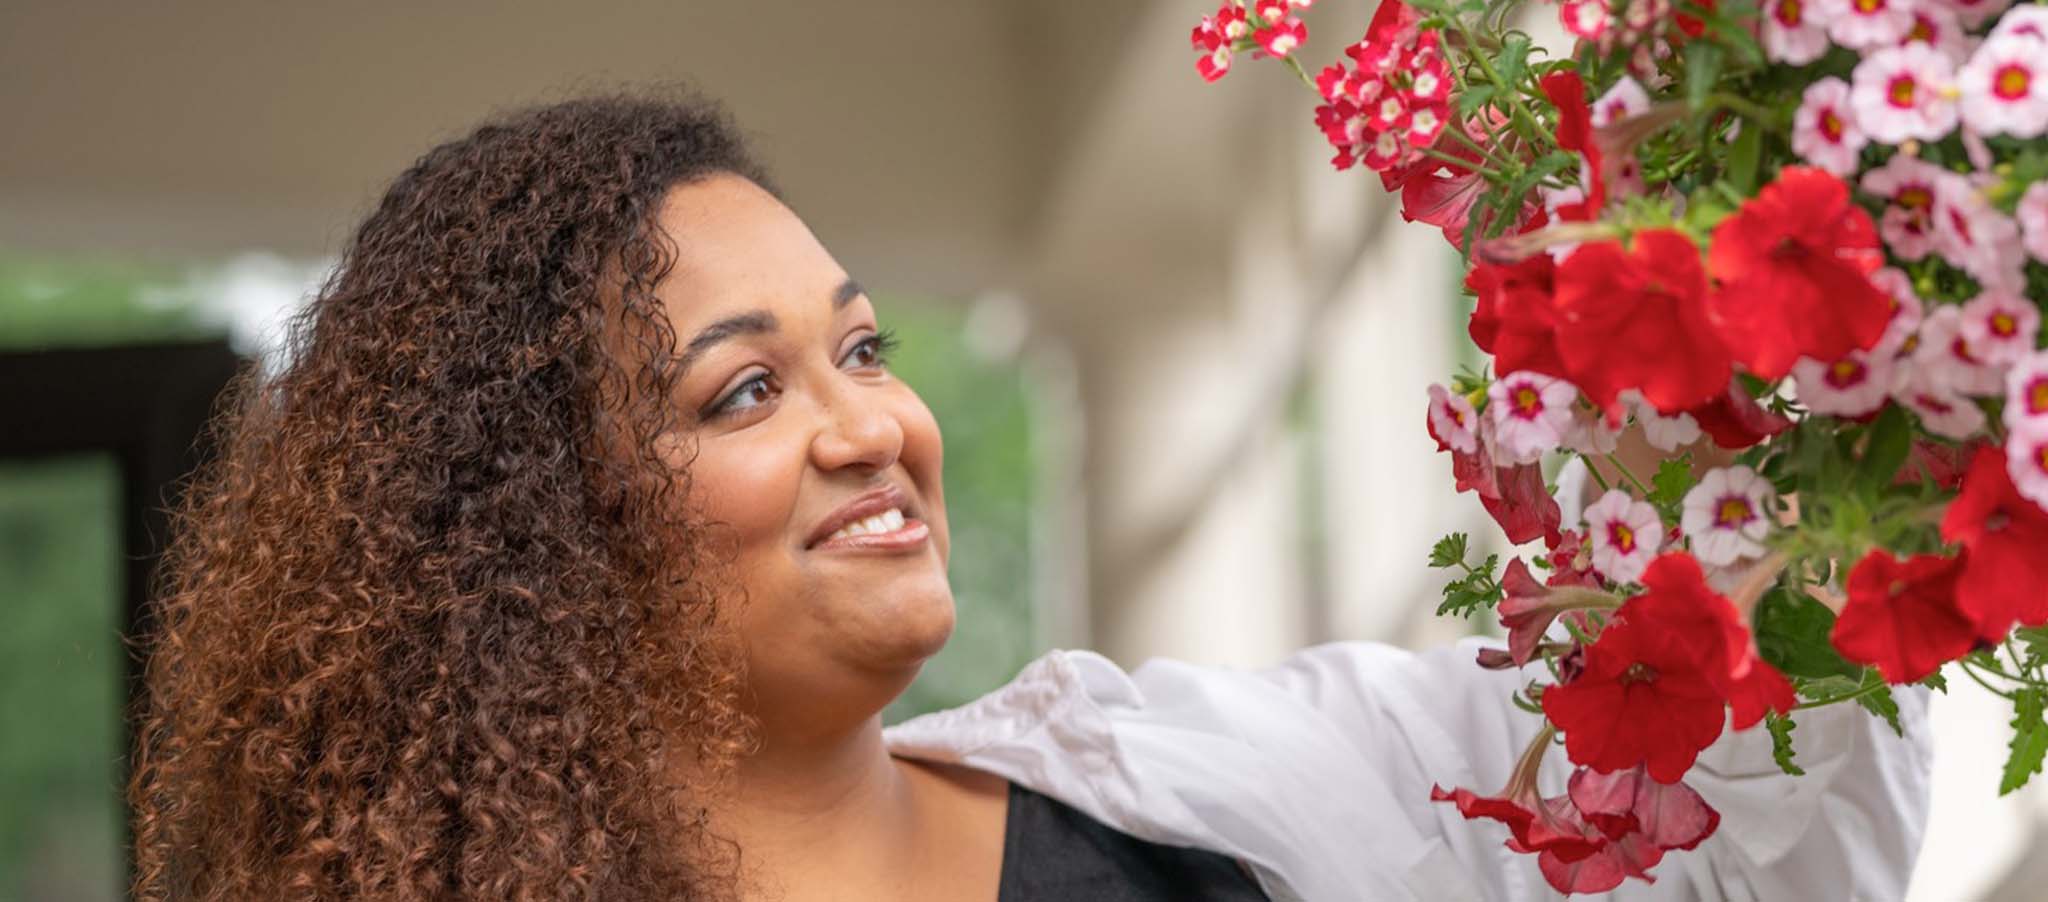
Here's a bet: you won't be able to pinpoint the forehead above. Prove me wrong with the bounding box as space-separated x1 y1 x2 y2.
653 173 844 326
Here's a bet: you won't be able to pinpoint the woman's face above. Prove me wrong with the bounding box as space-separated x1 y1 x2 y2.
652 175 953 733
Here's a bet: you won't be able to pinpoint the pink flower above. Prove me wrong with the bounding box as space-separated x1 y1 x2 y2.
1851 44 1960 143
1793 350 1897 417
1985 2 2044 38
1793 78 1869 176
1913 304 2006 396
1564 403 1622 456
2007 424 2048 511
1762 0 1831 65
1932 176 2026 293
1860 154 1947 260
1901 6 1969 63
1489 371 1579 465
1894 366 1989 439
2019 181 2048 263
2005 352 2048 434
1821 0 1916 48
1941 0 2023 29
1959 35 2048 136
1593 77 1652 128
1427 383 1481 454
1623 389 1704 451
1680 466 1773 567
1560 0 1611 41
1958 292 2040 366
1871 266 1927 353
1585 489 1665 584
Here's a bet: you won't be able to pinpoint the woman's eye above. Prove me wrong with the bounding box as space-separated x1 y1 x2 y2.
707 374 774 420
844 327 900 370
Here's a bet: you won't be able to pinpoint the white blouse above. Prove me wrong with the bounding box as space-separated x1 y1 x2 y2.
884 638 1932 901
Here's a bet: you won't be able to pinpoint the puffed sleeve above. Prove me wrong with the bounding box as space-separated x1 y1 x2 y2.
1246 638 1934 901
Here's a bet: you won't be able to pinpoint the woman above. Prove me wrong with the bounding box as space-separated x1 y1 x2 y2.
128 92 1930 901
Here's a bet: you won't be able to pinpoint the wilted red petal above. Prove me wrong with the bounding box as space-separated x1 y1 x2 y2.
1498 558 1555 666
1568 765 1720 850
1538 828 1662 894
1484 461 1564 546
1684 379 1794 449
1833 550 1978 683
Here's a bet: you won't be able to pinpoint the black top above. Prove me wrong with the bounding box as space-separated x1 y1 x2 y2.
995 781 1273 902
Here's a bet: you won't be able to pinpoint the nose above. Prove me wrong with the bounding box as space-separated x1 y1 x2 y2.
808 377 904 474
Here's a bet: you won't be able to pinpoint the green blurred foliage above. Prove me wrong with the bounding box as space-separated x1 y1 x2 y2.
0 455 126 902
0 258 214 351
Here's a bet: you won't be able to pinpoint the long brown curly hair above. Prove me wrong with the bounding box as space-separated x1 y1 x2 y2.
127 91 770 901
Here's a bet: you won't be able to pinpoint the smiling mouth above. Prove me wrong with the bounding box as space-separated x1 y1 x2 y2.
811 507 931 553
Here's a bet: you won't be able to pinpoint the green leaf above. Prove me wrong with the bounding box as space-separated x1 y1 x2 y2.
1457 84 1499 120
1727 113 1762 195
2003 687 2048 795
1497 33 1534 89
1649 457 1695 510
1685 42 1726 117
1856 404 1913 497
1755 587 1861 680
1430 532 1471 569
1855 677 1903 737
1437 554 1505 618
1921 669 1950 694
1766 712 1805 776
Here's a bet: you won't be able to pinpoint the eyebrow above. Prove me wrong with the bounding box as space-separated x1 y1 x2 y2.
673 277 864 375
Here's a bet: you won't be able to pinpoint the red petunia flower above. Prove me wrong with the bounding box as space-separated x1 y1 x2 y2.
1833 550 1979 683
1554 229 1733 413
1431 730 1606 865
1542 610 1729 782
1706 167 1891 380
1467 252 1568 380
1623 553 1795 730
1941 447 2048 641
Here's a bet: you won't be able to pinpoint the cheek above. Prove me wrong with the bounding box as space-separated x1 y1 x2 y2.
895 389 949 558
671 430 804 548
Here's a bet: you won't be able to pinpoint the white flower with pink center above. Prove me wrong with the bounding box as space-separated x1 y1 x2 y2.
1583 489 1664 584
1426 383 1480 454
1913 304 2006 396
1860 154 1947 259
1762 0 1831 64
1901 6 1969 63
1958 292 2040 365
1793 78 1869 176
1592 77 1651 128
2005 424 2048 511
1933 176 2026 293
1870 267 1926 354
1894 362 1990 439
2019 181 2048 263
1622 389 1703 452
1486 371 1578 465
1959 35 2048 136
1822 0 1917 49
1563 404 1621 456
1681 466 1774 567
1793 350 1896 417
2005 351 2048 434
1852 44 1960 143
1988 4 2048 40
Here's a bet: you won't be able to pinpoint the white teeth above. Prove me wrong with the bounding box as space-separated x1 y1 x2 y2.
824 507 906 543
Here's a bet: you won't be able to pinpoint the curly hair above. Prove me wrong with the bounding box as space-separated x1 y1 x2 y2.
127 91 771 901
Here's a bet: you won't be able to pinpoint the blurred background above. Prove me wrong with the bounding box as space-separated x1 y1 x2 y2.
0 1 2036 899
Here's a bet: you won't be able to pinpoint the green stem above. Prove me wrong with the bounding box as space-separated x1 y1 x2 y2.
1960 659 2021 701
1793 680 1890 711
1416 145 1510 181
1580 453 1612 493
1281 53 1318 91
1602 453 1653 498
1707 93 1782 129
1442 126 1518 173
